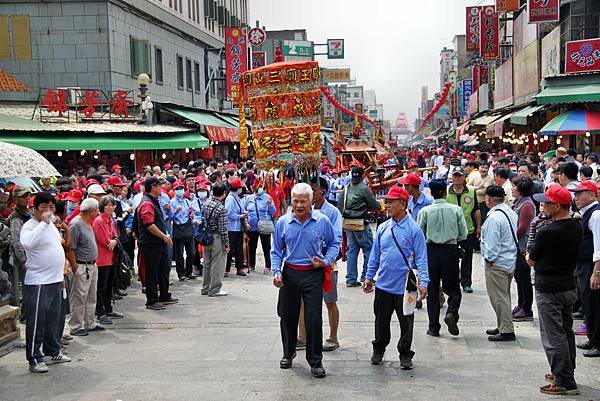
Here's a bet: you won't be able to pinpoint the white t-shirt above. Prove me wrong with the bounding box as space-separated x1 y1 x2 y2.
20 219 65 285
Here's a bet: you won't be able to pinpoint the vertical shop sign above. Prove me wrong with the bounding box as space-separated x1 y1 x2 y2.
466 6 483 52
480 6 499 60
225 27 248 101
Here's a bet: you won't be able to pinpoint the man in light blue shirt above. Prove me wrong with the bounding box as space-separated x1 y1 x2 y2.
271 183 340 379
170 181 195 281
400 173 433 221
224 179 248 276
363 186 428 369
480 185 518 342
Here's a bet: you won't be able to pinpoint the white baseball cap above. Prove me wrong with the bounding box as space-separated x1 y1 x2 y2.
87 184 106 195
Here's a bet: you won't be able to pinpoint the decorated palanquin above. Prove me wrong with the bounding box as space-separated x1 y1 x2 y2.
240 61 322 169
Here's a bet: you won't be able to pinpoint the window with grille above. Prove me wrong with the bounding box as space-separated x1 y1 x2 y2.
155 47 163 84
130 37 151 77
177 55 184 89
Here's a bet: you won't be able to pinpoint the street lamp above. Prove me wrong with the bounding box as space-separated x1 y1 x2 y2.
137 73 153 120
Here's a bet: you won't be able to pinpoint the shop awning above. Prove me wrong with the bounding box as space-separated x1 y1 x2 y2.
471 114 501 126
164 107 238 129
536 83 600 105
487 113 513 138
205 126 239 142
510 105 546 125
0 131 209 150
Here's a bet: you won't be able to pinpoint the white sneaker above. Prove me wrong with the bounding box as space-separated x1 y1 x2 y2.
46 353 72 364
29 362 48 373
209 290 228 297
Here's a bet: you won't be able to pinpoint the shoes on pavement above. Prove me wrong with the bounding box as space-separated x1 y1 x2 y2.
539 384 579 395
462 286 473 293
186 275 196 280
263 268 272 275
346 281 361 287
97 315 113 325
545 373 554 383
161 298 179 305
59 338 70 346
113 294 123 300
323 339 339 352
583 346 600 357
572 311 585 320
416 299 423 309
486 328 499 336
236 270 248 276
488 333 516 342
444 314 459 336
61 334 74 341
512 309 534 322
400 356 413 370
201 291 209 295
29 362 48 373
511 305 523 317
426 329 439 337
88 325 106 332
70 328 88 336
146 302 166 310
45 353 71 365
178 277 189 282
311 365 326 378
296 340 306 350
280 352 296 369
105 311 124 319
209 291 228 297
575 322 587 336
576 341 593 350
370 352 384 365
224 272 229 277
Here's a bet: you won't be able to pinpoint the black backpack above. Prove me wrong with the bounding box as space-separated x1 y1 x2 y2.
113 244 134 290
195 200 216 246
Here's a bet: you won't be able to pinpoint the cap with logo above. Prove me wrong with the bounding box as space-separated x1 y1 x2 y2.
230 178 243 190
66 189 84 203
107 176 126 187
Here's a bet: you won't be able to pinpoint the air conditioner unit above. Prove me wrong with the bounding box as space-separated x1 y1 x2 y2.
57 87 83 105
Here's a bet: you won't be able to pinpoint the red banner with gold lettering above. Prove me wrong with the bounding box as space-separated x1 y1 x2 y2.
480 6 499 60
466 6 483 52
528 0 559 24
225 27 248 102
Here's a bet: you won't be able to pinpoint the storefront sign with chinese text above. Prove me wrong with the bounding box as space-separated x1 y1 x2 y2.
225 27 248 102
466 6 483 52
252 51 266 69
565 38 600 74
528 0 559 24
247 27 266 46
496 0 519 12
322 68 351 83
480 6 499 60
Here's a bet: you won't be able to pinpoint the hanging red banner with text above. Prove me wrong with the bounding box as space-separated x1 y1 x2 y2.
528 0 559 24
565 38 600 74
496 0 519 12
466 6 483 52
251 51 266 69
480 6 499 60
225 27 248 102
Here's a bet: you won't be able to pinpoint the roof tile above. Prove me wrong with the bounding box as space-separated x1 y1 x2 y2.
0 70 30 92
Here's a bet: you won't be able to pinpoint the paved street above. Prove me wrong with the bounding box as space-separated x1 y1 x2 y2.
1 251 599 401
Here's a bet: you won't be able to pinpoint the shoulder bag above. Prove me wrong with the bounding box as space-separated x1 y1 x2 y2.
341 185 365 231
494 209 527 266
388 225 420 316
254 198 275 235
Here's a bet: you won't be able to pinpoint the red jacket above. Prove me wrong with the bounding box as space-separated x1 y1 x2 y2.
92 213 117 267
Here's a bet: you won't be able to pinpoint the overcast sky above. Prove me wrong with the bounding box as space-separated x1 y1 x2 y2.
250 0 489 126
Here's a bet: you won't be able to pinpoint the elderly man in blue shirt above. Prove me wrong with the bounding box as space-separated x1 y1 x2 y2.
481 185 519 342
246 184 277 274
271 183 340 379
363 186 429 370
170 180 196 281
224 178 248 276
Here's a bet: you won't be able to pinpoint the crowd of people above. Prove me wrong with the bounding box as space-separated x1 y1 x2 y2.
0 145 597 395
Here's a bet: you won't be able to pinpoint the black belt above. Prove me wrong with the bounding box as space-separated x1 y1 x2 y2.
76 260 96 265
427 242 457 247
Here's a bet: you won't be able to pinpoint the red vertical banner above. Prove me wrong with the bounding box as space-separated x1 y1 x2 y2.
480 6 499 60
472 65 489 91
528 0 559 23
496 0 519 12
225 27 248 102
466 6 483 52
251 51 266 69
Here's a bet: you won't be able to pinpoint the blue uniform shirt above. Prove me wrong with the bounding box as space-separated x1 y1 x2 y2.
315 201 342 249
169 196 192 225
158 192 173 222
408 192 433 221
270 210 340 276
366 215 429 295
225 192 246 232
246 193 277 232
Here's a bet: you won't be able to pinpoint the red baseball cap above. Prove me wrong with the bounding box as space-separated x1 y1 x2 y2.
163 163 172 170
227 163 238 169
407 162 418 169
66 189 84 203
111 164 122 171
173 180 185 189
107 176 126 187
196 182 209 191
384 186 409 201
533 185 573 205
399 173 421 187
569 180 598 194
230 178 243 190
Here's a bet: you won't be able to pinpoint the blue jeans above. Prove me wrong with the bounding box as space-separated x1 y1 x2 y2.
345 227 373 284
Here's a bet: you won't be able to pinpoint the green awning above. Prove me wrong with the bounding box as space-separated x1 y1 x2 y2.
471 114 501 126
510 105 546 125
0 131 209 150
536 84 600 105
164 107 237 129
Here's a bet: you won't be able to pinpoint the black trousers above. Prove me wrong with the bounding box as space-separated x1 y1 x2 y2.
248 231 271 269
96 265 115 317
23 282 61 365
277 268 323 368
515 254 533 313
173 235 196 278
426 244 462 332
57 275 71 343
372 288 415 359
226 231 244 272
460 233 476 287
578 263 600 347
192 238 203 272
140 243 171 305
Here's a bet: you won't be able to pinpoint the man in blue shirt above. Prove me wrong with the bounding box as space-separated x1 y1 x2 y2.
170 180 196 281
363 186 428 370
224 178 248 276
271 183 340 379
400 173 432 221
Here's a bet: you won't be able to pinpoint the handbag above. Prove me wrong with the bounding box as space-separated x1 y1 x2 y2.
172 199 194 240
389 226 420 315
494 209 527 266
254 198 275 235
341 186 365 231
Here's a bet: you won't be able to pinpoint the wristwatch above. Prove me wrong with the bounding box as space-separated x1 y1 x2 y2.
594 270 600 276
